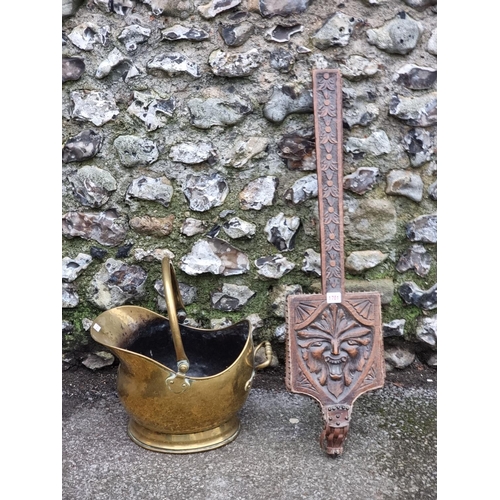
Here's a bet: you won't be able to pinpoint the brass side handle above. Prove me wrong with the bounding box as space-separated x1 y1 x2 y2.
254 341 273 370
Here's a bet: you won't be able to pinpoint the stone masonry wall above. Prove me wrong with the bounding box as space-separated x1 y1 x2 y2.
62 0 437 372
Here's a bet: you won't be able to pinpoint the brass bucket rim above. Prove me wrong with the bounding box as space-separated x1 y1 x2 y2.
90 305 254 380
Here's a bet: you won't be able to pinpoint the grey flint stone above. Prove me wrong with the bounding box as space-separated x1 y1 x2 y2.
219 22 254 46
68 166 117 207
427 28 437 55
127 92 176 131
255 254 295 279
343 167 379 195
62 253 93 282
427 353 437 367
361 0 390 5
147 53 201 78
402 0 437 12
62 129 103 163
428 182 437 201
89 258 148 310
62 321 73 335
345 279 394 305
366 12 423 55
118 25 151 52
142 0 195 18
384 346 416 369
81 351 115 370
114 135 159 167
155 280 197 310
181 218 210 237
62 0 85 17
254 0 311 18
312 12 360 49
385 170 424 203
343 94 379 129
302 248 321 276
406 214 437 243
416 314 437 347
344 130 391 156
211 284 256 311
394 64 437 90
239 176 278 210
383 319 405 338
274 323 286 342
210 318 233 329
180 237 250 276
345 250 388 273
344 198 397 243
93 0 135 15
68 22 110 50
62 210 128 247
134 248 175 263
398 282 437 310
264 213 301 252
246 313 264 332
198 0 241 19
183 172 229 211
220 136 269 168
270 48 295 73
187 95 253 129
70 91 119 126
62 57 85 82
222 217 256 239
162 25 209 41
396 244 432 277
265 24 303 43
263 85 313 123
339 55 379 81
169 142 215 164
403 128 434 167
209 48 262 77
95 48 139 81
63 283 79 308
284 174 318 204
389 93 437 127
125 176 173 207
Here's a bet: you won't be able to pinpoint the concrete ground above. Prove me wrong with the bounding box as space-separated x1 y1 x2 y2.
62 364 437 500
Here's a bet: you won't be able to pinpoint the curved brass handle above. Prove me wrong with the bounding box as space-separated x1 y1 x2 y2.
161 257 189 374
254 341 273 370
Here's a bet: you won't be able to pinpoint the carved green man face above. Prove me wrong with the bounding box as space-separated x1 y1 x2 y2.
297 305 372 398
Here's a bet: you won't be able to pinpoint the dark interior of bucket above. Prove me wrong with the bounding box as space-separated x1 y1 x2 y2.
119 318 250 377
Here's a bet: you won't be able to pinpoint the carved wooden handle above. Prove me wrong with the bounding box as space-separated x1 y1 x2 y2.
312 69 345 297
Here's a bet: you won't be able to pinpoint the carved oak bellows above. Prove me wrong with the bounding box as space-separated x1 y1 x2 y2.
285 69 385 456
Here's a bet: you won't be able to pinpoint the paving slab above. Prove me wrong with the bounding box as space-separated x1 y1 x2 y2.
62 365 436 500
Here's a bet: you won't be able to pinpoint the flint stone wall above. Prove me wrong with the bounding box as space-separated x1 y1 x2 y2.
62 0 437 372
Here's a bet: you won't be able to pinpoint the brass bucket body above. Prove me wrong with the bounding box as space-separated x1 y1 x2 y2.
90 259 270 453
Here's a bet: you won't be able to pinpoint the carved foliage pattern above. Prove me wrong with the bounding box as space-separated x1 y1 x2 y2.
314 71 343 293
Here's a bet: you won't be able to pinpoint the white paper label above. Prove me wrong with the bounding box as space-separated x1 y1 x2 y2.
327 292 342 304
93 323 101 332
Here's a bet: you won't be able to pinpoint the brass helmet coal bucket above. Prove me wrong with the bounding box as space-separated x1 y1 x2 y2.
90 257 271 453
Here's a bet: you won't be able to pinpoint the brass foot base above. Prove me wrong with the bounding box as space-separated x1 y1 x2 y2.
127 416 241 454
